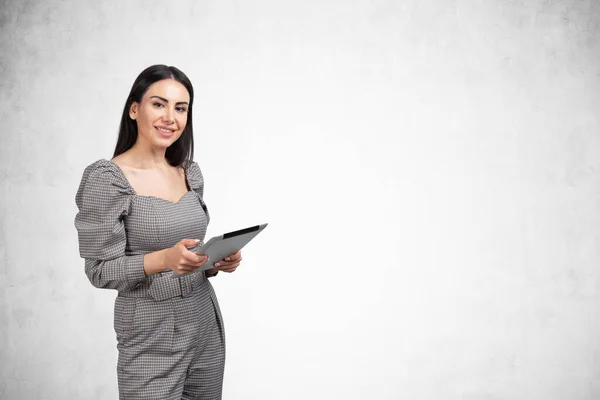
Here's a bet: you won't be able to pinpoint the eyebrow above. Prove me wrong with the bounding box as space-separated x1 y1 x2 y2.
150 96 189 106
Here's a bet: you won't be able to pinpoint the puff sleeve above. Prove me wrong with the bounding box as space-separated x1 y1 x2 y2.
186 160 210 225
74 160 147 291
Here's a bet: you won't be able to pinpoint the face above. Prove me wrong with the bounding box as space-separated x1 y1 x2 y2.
129 79 190 149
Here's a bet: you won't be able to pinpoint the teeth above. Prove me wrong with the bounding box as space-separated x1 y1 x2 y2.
156 127 174 133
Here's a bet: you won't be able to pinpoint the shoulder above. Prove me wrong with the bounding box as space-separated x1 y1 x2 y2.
79 159 130 188
76 159 133 206
182 159 206 190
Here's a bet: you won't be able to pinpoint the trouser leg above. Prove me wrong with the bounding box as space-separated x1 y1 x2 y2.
115 297 189 400
181 296 226 400
117 352 188 400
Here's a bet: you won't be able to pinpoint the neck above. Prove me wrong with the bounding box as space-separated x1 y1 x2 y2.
126 141 170 169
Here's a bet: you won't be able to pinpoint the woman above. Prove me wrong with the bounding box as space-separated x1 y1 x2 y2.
74 64 240 400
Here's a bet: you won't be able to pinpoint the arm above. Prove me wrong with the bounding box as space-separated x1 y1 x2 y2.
75 161 151 291
84 250 170 291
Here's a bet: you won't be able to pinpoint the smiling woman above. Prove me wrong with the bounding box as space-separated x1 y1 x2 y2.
74 65 242 400
113 67 195 165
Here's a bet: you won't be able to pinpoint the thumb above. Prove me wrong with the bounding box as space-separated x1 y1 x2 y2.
181 239 201 248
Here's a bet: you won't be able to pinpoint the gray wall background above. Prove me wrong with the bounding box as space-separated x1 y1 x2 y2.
1 0 599 399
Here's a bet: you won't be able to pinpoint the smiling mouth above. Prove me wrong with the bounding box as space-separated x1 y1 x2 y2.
155 126 176 136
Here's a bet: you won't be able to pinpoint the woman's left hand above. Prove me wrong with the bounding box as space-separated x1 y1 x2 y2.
212 250 242 273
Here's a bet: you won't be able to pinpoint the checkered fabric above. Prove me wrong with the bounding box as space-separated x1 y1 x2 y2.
74 159 225 399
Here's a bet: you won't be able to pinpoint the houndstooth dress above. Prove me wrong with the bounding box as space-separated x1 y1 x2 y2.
74 158 225 400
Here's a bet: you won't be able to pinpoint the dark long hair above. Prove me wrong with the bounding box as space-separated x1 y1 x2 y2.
113 65 195 166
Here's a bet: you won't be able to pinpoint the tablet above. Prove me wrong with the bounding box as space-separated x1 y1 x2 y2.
172 223 268 278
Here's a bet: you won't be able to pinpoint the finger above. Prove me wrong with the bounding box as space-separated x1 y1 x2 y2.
179 260 205 271
181 261 209 273
224 251 242 262
216 261 240 270
220 256 242 266
184 249 203 260
222 252 239 261
182 253 208 264
182 238 202 248
213 260 233 269
221 266 238 273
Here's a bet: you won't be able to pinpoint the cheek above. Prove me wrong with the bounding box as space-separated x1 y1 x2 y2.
139 109 158 127
177 115 188 130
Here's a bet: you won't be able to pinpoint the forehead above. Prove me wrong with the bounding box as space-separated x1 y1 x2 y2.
144 79 190 102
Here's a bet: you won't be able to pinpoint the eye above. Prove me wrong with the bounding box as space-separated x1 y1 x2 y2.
176 107 187 113
153 102 164 108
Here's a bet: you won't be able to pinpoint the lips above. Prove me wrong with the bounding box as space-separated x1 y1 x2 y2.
155 126 176 137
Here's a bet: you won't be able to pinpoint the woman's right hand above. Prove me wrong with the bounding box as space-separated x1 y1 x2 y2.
162 239 210 275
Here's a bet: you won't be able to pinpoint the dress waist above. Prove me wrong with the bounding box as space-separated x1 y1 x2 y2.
118 270 208 301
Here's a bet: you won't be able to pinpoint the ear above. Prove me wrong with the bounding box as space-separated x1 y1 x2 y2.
129 102 138 120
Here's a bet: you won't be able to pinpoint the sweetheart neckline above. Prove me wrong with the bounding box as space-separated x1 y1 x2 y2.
134 190 194 205
104 159 195 205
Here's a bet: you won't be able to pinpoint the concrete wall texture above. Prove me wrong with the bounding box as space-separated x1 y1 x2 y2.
1 0 599 399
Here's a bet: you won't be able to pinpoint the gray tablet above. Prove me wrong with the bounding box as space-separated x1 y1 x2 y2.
172 223 268 278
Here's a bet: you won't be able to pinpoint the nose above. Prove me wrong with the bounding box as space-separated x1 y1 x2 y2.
163 107 174 123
